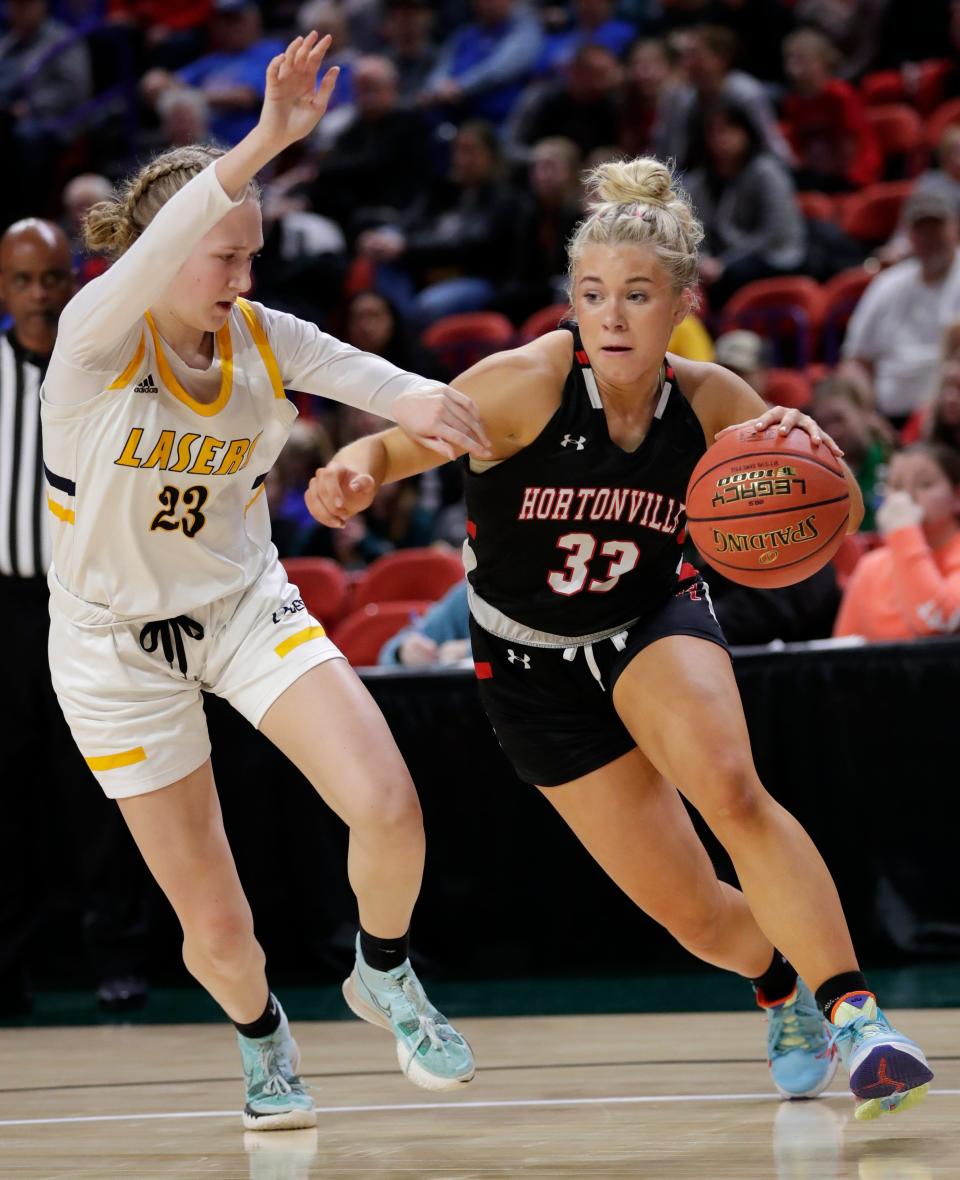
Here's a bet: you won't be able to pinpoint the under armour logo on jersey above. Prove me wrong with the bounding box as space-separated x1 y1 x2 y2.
561 434 587 450
134 372 159 394
507 649 531 669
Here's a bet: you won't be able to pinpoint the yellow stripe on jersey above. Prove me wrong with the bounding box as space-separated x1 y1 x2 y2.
106 331 146 390
237 298 285 399
244 483 265 515
85 746 147 771
275 625 327 658
47 496 75 524
144 311 234 416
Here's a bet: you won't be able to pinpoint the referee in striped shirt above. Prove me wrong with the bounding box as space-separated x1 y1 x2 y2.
0 219 150 1016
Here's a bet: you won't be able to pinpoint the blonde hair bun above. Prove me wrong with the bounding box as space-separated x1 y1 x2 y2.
586 157 674 208
567 155 703 294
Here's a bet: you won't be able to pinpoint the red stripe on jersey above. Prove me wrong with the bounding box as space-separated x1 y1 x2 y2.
474 661 493 680
466 519 477 539
676 526 687 545
575 349 589 366
679 560 699 580
665 364 675 381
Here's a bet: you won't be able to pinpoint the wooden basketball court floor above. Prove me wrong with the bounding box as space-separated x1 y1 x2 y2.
1 1008 958 1178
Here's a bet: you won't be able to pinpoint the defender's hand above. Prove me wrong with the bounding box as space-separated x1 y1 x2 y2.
393 385 493 461
259 32 339 150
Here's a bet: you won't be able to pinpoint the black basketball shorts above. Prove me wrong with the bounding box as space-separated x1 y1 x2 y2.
469 581 728 787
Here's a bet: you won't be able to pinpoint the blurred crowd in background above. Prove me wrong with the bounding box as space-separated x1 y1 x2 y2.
2 0 960 662
3 0 960 1020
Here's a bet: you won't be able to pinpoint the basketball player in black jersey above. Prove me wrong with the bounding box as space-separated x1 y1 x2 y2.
307 157 933 1121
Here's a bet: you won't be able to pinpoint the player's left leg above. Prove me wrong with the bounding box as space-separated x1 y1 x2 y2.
259 659 474 1091
612 634 932 1119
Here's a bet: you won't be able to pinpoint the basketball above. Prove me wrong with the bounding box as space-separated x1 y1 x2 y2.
685 427 850 589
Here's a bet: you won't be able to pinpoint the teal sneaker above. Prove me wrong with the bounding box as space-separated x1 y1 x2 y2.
342 938 475 1092
238 1000 316 1131
828 992 933 1121
764 979 838 1099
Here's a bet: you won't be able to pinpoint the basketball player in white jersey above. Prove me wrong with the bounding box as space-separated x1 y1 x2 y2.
42 33 490 1129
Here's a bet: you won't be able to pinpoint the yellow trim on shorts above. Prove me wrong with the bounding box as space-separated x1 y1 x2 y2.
106 331 146 390
237 298 286 399
85 746 147 771
47 496 75 524
144 311 234 416
275 625 327 658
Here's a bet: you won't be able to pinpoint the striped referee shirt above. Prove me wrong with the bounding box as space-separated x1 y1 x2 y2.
0 330 50 579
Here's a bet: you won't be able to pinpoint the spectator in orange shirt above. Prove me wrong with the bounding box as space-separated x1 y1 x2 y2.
780 28 881 194
834 443 960 641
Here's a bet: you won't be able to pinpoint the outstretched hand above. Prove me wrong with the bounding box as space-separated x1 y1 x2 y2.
259 32 339 150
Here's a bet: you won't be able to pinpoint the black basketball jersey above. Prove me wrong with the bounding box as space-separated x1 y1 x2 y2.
463 324 707 640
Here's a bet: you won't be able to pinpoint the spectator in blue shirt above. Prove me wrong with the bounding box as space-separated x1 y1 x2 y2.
378 580 470 666
537 0 636 76
419 0 542 127
140 1 283 147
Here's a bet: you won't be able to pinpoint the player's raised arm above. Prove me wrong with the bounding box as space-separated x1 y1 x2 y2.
54 33 339 376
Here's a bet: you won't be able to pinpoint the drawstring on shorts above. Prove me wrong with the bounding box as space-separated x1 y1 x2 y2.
139 615 205 677
562 629 628 691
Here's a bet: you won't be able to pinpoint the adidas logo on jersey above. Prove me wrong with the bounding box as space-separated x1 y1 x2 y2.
134 373 159 394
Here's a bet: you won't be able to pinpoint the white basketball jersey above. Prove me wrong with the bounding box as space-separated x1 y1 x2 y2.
41 298 296 620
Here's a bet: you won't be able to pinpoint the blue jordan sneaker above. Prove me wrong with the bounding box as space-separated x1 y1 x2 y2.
764 978 838 1099
238 999 316 1131
828 992 933 1120
342 937 475 1092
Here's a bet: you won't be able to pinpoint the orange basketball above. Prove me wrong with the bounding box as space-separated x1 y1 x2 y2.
685 426 850 589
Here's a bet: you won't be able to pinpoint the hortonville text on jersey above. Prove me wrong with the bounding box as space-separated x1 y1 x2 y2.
517 486 684 533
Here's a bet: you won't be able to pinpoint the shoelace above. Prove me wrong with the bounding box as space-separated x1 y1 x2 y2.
252 1043 305 1097
827 1011 885 1056
769 997 827 1056
769 1004 810 1054
391 974 459 1064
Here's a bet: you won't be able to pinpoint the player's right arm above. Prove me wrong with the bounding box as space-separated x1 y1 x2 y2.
305 332 568 528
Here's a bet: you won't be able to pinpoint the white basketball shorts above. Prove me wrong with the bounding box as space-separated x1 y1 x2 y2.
48 555 343 798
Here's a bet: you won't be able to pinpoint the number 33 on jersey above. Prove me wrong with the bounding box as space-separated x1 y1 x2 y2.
463 327 706 638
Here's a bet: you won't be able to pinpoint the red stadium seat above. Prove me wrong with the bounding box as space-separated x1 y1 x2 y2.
925 97 960 151
518 303 571 342
281 557 350 627
832 531 881 589
348 547 464 611
420 312 515 377
860 69 907 107
331 600 433 667
720 276 826 368
839 180 914 245
796 192 837 223
764 369 812 410
861 60 952 115
864 104 926 177
821 267 876 363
